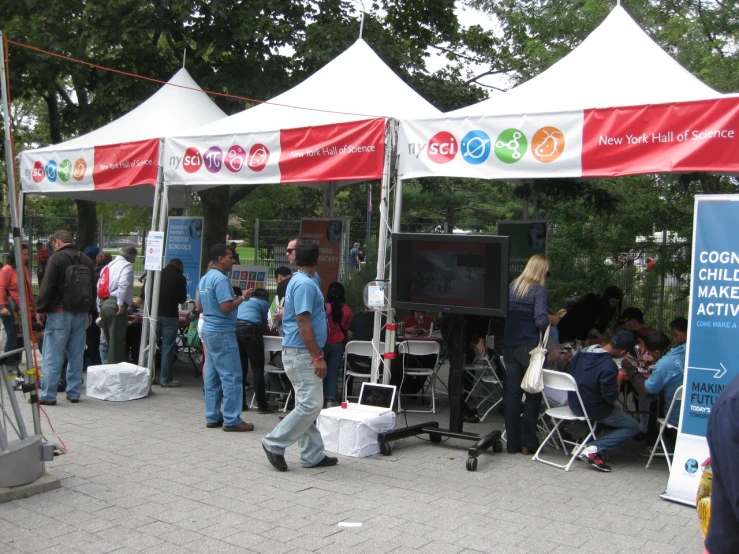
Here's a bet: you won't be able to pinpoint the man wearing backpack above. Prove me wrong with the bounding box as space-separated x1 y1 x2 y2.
97 245 137 364
36 230 95 405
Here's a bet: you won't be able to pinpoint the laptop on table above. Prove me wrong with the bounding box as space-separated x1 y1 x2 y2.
347 383 397 415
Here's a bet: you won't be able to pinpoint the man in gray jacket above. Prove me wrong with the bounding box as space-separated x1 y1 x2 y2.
98 245 137 364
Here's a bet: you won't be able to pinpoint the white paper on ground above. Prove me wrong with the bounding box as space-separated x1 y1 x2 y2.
317 408 396 457
86 363 150 401
338 522 363 528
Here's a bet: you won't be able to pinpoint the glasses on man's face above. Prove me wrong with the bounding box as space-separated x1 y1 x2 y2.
286 248 295 254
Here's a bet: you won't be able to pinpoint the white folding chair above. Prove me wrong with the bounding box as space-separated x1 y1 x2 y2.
342 340 384 401
646 385 683 471
532 370 598 471
397 340 441 413
250 335 292 412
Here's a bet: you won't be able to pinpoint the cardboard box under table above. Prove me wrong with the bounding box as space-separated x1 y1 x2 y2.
317 406 396 457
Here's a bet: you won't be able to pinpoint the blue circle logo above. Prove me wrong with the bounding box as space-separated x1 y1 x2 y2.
460 130 491 165
45 160 59 183
685 459 699 474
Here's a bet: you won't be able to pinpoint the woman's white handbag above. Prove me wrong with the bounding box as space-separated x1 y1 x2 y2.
522 325 550 394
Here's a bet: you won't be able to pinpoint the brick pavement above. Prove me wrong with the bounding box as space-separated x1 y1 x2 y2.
0 363 705 554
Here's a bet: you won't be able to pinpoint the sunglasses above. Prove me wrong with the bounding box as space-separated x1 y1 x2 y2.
286 248 295 254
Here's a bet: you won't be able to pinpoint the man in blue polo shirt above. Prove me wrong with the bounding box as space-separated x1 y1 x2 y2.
236 288 275 414
196 244 254 432
262 238 337 472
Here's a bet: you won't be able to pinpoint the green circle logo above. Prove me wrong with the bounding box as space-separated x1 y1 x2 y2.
494 128 527 164
58 159 73 182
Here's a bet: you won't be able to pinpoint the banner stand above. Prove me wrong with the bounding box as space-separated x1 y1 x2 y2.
663 195 739 506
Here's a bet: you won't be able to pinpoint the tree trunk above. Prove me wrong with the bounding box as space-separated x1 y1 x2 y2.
76 200 97 248
198 186 231 269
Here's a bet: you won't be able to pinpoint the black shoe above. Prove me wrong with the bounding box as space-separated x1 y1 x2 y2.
39 398 57 406
632 431 648 442
205 420 224 428
258 404 277 414
262 444 288 472
66 395 80 403
307 455 338 468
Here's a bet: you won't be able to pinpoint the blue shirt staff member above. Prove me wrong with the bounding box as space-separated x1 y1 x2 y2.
236 288 275 414
196 244 254 432
262 238 337 471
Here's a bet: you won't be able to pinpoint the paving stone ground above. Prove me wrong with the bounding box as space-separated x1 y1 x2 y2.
0 359 705 554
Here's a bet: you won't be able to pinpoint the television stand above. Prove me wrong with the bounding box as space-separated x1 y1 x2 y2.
378 314 503 471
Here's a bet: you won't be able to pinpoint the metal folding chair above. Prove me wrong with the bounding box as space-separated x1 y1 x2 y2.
397 340 441 414
646 385 683 471
342 340 384 402
250 335 292 412
532 370 598 471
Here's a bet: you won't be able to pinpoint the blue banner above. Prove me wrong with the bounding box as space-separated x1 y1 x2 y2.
164 217 203 301
665 195 739 506
681 199 739 436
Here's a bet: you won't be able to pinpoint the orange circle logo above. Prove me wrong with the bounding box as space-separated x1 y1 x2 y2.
72 159 87 181
531 127 565 163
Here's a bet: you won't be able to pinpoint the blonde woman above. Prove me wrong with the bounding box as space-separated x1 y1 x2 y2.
503 254 558 455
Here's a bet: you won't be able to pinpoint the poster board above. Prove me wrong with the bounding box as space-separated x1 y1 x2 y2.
229 264 269 294
299 218 344 297
664 195 739 505
164 216 204 301
496 220 548 280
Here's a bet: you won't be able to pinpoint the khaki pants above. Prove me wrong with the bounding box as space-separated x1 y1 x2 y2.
100 297 128 364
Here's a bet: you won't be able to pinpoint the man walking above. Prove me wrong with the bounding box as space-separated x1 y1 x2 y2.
157 258 187 387
262 238 337 471
197 244 254 432
36 230 95 405
98 245 137 364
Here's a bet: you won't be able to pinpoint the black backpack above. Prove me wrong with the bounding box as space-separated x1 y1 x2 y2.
61 251 93 313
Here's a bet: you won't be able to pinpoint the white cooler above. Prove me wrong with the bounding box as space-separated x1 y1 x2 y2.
86 363 150 401
317 406 396 457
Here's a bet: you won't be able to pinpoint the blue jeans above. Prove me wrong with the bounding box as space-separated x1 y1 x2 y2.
158 316 179 383
1 312 23 366
263 347 325 467
40 311 89 401
202 329 243 426
503 346 543 451
323 342 345 400
590 407 640 453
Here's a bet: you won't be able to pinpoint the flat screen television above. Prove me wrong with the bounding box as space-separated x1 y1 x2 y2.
391 233 509 318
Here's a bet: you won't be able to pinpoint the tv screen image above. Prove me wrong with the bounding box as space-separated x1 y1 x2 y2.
392 233 509 318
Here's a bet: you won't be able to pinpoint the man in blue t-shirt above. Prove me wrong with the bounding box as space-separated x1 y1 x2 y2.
262 238 336 472
236 288 275 414
196 244 255 432
348 242 360 269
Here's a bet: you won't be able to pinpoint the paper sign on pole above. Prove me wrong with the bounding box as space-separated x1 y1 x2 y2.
663 195 739 506
144 231 165 271
164 217 204 301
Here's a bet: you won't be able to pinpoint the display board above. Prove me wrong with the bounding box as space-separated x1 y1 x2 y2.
496 220 548 280
229 265 269 293
164 216 204 301
664 195 739 505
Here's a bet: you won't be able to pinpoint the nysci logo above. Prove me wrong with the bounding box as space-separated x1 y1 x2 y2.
171 143 271 174
32 161 45 183
410 126 566 166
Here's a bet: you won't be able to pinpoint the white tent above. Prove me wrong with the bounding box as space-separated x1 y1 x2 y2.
20 68 227 206
449 5 724 117
163 39 441 190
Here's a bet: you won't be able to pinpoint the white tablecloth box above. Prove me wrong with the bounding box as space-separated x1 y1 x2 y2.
86 363 150 401
317 407 396 457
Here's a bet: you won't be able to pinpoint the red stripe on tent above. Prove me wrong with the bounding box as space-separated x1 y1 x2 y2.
582 97 739 177
93 139 159 190
279 118 386 183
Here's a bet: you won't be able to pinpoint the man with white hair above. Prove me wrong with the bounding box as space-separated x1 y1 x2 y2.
98 245 137 364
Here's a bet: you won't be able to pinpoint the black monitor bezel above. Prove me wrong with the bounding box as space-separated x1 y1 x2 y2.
390 233 509 318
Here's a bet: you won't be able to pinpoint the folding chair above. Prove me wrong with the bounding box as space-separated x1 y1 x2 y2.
532 370 598 471
342 340 385 402
250 335 292 412
465 336 502 401
646 385 683 471
397 340 441 414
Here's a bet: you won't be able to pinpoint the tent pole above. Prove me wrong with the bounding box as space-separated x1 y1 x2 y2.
145 186 168 391
0 31 41 438
371 119 397 384
138 140 164 374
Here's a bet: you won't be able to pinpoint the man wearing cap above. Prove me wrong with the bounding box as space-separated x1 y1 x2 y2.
566 330 640 472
